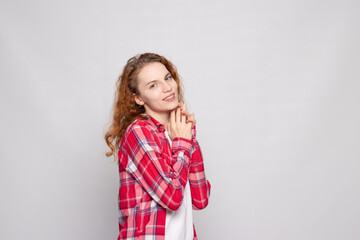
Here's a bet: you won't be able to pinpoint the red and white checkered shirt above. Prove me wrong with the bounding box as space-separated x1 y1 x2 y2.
117 113 211 239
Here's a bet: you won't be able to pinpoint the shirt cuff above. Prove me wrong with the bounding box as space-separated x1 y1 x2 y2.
191 125 197 139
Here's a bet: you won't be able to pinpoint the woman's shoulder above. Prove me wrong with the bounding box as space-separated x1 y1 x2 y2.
118 118 151 159
124 117 155 137
119 116 161 155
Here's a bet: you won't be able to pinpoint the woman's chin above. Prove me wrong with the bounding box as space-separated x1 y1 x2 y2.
160 100 179 112
170 102 180 110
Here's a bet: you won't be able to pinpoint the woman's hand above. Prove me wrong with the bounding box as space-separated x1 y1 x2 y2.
167 107 192 141
178 103 196 126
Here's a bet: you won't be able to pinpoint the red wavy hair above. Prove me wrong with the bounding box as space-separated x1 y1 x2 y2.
104 52 185 162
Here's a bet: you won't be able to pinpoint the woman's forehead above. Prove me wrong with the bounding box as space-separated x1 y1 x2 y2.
138 62 169 83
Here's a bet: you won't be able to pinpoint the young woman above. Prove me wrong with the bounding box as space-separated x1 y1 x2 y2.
105 53 211 240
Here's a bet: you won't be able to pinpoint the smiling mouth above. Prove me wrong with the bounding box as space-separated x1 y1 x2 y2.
163 93 175 101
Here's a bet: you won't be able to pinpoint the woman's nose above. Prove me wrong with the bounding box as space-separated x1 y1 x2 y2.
163 81 172 92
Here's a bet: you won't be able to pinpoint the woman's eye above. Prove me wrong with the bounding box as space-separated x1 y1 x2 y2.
150 76 171 89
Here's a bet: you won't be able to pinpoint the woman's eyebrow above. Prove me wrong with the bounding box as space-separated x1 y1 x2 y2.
146 80 156 86
145 72 171 86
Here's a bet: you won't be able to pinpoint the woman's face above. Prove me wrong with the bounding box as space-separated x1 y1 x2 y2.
134 62 179 116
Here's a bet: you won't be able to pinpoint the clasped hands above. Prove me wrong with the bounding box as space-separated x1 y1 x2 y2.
166 103 196 141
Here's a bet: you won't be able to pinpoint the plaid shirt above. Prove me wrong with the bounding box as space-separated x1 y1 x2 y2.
117 113 211 240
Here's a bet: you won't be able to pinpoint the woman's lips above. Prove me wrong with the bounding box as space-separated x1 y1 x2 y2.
163 93 175 101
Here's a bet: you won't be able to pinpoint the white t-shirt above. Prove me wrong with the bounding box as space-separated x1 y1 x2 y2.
164 130 194 240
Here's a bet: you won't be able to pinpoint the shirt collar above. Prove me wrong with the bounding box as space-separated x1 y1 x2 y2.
144 113 166 133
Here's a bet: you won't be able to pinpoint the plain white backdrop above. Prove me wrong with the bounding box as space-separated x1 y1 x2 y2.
1 0 360 239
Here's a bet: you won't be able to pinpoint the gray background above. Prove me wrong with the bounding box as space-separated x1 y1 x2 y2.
1 0 360 239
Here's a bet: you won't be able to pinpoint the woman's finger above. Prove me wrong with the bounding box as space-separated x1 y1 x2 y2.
182 103 187 112
186 121 192 130
180 103 187 114
181 111 186 124
180 104 190 118
189 113 195 121
182 111 195 123
170 109 176 127
181 110 191 118
179 103 196 125
176 107 181 123
188 113 196 126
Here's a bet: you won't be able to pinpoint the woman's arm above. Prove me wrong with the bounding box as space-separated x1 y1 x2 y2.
189 125 211 210
121 122 192 211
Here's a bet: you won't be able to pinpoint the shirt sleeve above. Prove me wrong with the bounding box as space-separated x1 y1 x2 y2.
122 123 192 211
188 125 211 210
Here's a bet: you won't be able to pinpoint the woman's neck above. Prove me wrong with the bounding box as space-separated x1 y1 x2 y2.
146 111 170 127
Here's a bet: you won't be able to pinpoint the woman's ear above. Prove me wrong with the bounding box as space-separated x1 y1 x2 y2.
133 93 144 106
